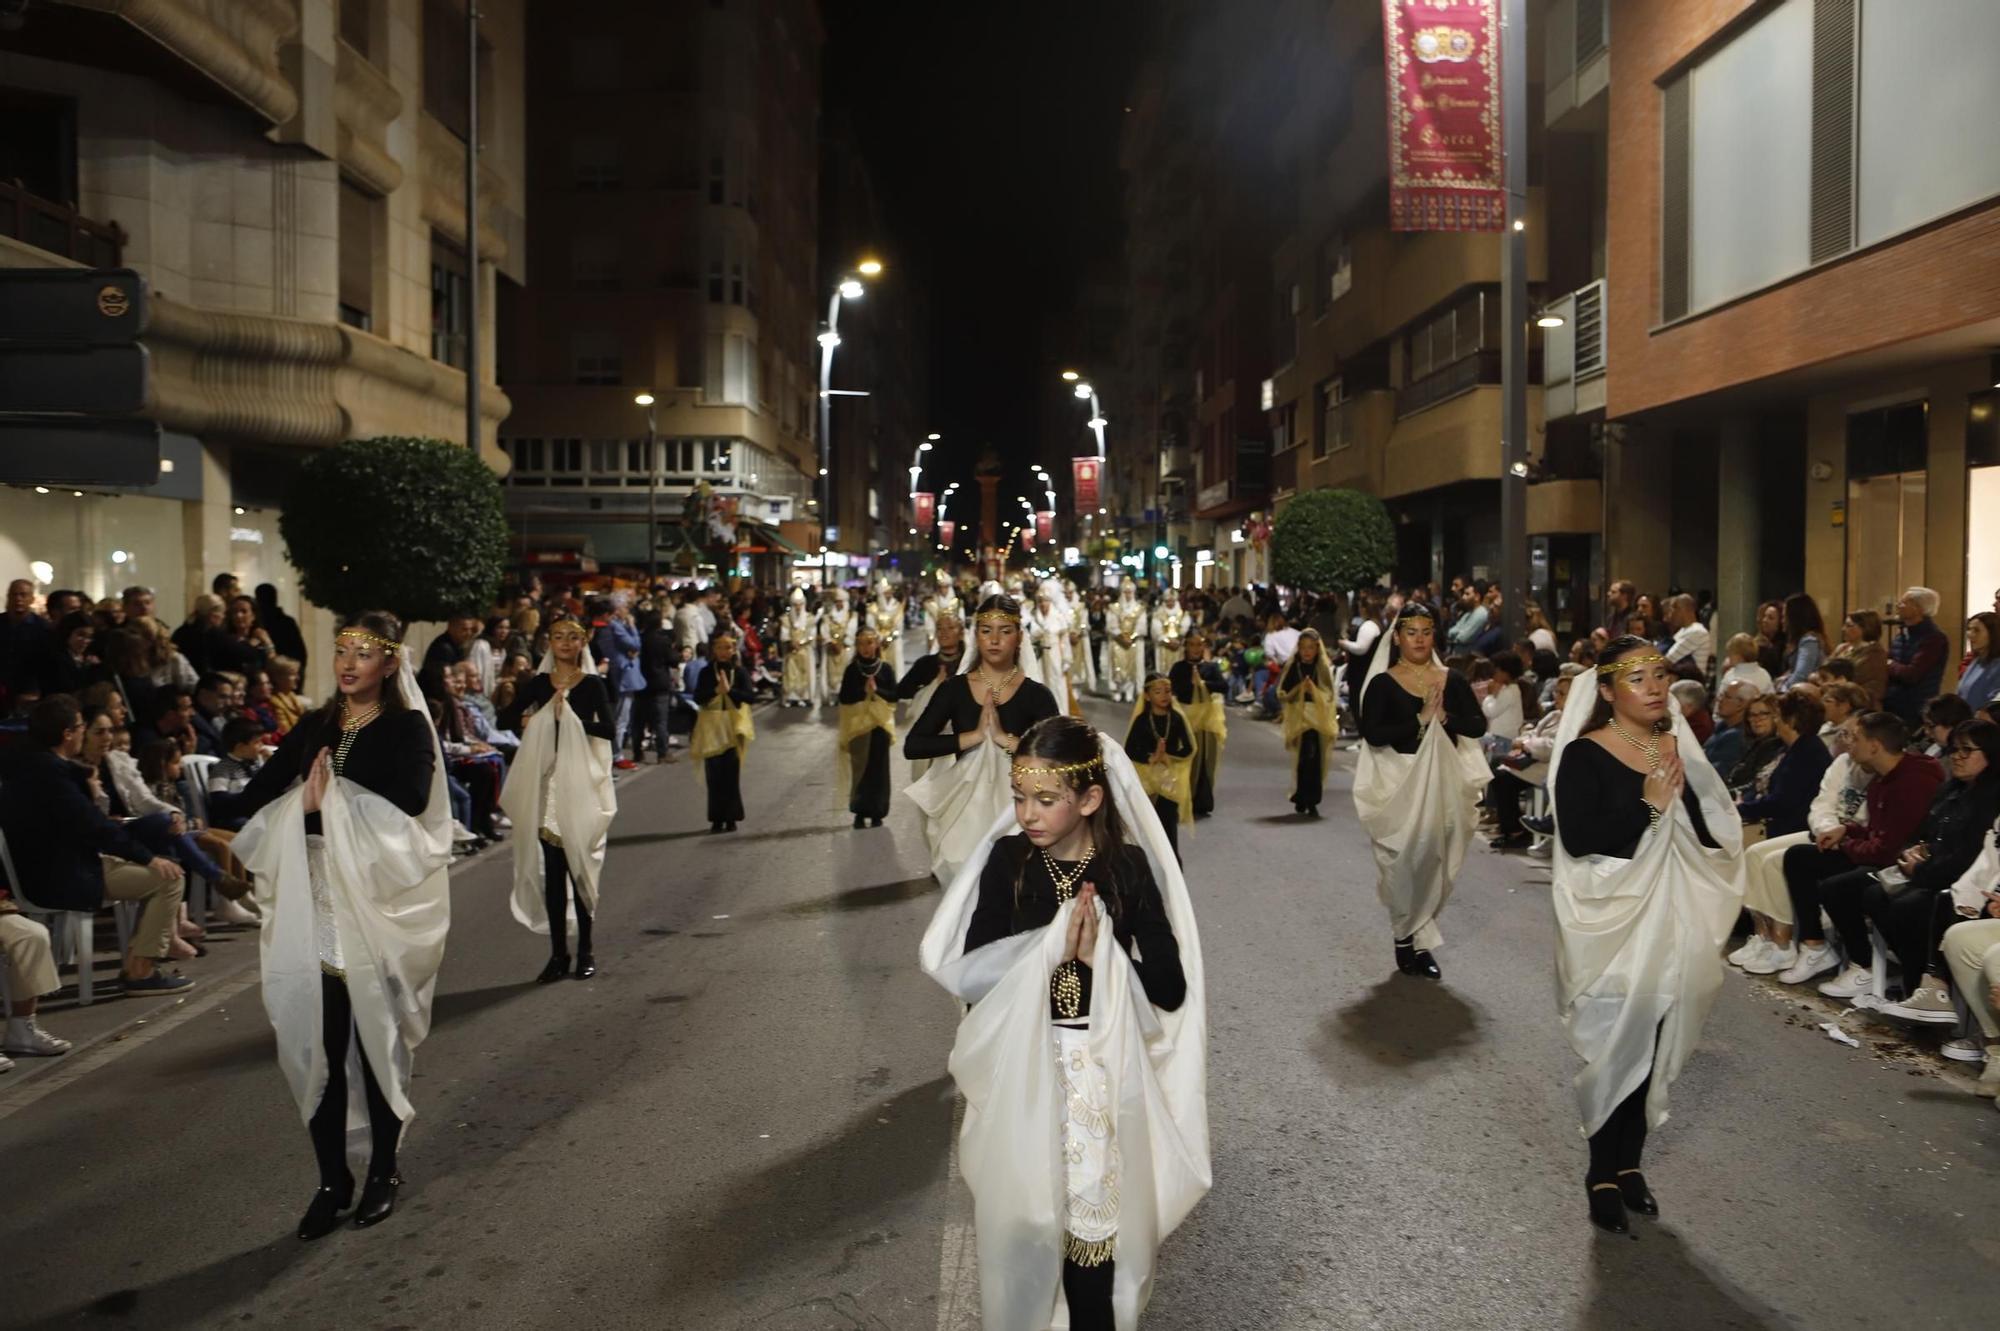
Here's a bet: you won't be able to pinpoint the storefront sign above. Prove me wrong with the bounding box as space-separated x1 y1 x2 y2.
1382 0 1503 232
1071 456 1101 509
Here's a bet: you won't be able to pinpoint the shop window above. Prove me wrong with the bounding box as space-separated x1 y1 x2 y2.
338 180 379 332
429 232 470 368
1844 400 1928 620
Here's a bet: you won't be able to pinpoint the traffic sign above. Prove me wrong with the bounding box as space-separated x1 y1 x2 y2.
0 267 148 345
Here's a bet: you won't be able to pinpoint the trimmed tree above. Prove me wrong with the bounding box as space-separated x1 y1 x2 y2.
280 436 509 623
1270 487 1396 593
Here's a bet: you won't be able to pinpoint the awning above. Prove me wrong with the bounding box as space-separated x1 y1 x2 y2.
740 520 808 556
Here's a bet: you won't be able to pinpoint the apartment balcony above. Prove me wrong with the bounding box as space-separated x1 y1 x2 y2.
0 181 124 268
1545 0 1610 131
1303 390 1396 493
1159 441 1193 481
1384 382 1545 500
1542 279 1607 421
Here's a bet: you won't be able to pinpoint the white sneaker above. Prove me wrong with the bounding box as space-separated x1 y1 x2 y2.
2 1020 71 1056
1727 937 1765 968
215 897 262 927
1880 980 1959 1026
1743 941 1795 976
0 1053 13 1073
1942 1037 1987 1063
452 820 479 845
492 814 513 831
1818 963 1875 1000
1778 943 1841 985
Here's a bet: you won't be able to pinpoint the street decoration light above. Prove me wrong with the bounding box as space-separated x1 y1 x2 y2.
818 256 884 581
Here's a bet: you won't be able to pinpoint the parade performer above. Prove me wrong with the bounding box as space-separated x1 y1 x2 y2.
1151 594 1188 675
1170 631 1229 819
1107 584 1148 704
919 715 1209 1331
1125 672 1195 858
1067 582 1098 697
1279 628 1339 816
819 586 858 706
1353 603 1489 980
223 612 451 1240
780 588 820 708
692 627 757 832
496 618 616 984
838 626 902 828
899 608 967 782
868 579 906 678
926 570 964 654
1548 635 1741 1234
1029 579 1074 715
903 594 1061 884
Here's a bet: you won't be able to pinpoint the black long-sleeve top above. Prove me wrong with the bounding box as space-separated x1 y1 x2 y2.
213 705 434 836
838 657 902 704
1359 670 1486 753
1908 775 2000 895
1726 734 1786 794
1278 658 1330 695
896 650 964 697
694 661 756 709
1168 658 1227 704
1124 707 1194 763
902 673 1060 761
964 834 1186 1019
497 673 615 746
1555 737 1720 860
1737 732 1832 836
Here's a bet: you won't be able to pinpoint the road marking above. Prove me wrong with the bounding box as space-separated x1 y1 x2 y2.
0 968 264 1122
935 1092 979 1331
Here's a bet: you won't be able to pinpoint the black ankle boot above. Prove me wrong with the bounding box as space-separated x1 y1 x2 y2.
1587 1182 1629 1234
853 815 866 829
1394 937 1418 975
298 1174 354 1241
574 950 596 979
1617 1171 1659 1217
352 1173 401 1228
537 955 569 985
1410 948 1442 980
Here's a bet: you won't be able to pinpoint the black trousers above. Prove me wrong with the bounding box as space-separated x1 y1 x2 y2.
1488 769 1531 834
849 729 892 819
1063 1256 1114 1329
308 972 400 1189
1292 731 1323 810
1864 880 1954 987
1152 796 1181 860
451 757 501 836
1192 736 1218 817
1783 845 1877 958
542 837 593 962
1586 1074 1653 1186
706 751 744 824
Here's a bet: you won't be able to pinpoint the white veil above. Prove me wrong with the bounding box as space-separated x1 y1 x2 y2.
498 639 616 933
919 735 1210 1331
1544 653 1744 1135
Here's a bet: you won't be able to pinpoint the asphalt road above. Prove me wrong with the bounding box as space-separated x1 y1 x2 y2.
3 657 1995 1330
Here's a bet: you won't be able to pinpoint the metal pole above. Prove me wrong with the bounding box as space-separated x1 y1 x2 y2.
464 5 480 457
646 403 658 586
818 291 841 587
1498 0 1528 644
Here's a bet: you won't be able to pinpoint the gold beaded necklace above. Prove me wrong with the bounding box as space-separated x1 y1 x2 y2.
1041 843 1096 1020
1608 716 1662 771
973 664 1020 701
333 699 380 775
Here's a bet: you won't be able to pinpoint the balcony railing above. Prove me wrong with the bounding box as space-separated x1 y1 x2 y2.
1543 279 1606 420
1271 445 1299 494
1396 349 1499 418
0 180 124 266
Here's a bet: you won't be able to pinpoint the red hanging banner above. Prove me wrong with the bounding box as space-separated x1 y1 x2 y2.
1020 528 1034 553
1382 0 1503 232
912 491 936 534
937 518 956 547
1035 510 1054 544
1071 456 1101 510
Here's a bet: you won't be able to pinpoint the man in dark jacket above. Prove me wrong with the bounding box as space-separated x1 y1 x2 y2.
1 578 51 704
253 583 308 678
0 696 192 994
591 598 645 770
1884 586 1949 724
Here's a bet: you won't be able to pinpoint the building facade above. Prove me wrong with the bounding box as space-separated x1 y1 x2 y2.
497 0 823 583
1 0 526 693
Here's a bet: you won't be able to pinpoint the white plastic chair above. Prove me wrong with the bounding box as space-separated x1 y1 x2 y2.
0 821 132 1007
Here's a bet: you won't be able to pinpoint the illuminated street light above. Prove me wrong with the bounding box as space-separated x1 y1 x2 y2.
857 259 884 276
1536 313 1565 329
1061 370 1080 382
839 279 865 300
633 392 654 405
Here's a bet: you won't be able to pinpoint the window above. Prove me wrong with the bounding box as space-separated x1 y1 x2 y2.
570 233 618 289
569 36 619 89
707 257 724 303
1273 283 1298 367
702 441 732 473
590 441 622 474
1272 401 1296 453
423 0 474 142
1314 377 1345 458
571 137 622 191
338 181 378 332
429 233 469 368
341 0 379 59
626 439 652 474
1857 0 2000 248
1317 231 1351 314
1404 292 1489 384
570 330 621 385
722 333 753 404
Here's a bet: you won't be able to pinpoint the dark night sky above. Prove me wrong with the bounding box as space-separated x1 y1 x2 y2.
822 0 1150 501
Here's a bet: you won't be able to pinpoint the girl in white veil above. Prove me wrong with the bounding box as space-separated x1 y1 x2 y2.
496 618 617 983
1546 635 1743 1234
1352 603 1489 979
920 715 1209 1331
897 606 968 782
224 611 453 1240
1031 578 1075 716
903 593 1060 884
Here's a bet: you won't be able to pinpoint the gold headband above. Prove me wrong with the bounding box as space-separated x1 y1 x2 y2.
1011 755 1104 792
548 623 588 640
337 629 402 653
1597 652 1667 678
1397 613 1434 627
975 610 1021 627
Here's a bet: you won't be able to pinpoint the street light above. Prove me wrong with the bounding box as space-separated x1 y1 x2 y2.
635 391 659 583
819 256 883 582
909 436 937 543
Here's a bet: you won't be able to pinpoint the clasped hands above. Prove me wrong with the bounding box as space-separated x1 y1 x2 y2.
1060 884 1100 966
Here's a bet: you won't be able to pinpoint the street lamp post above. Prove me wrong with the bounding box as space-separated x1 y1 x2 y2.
1061 370 1111 575
1498 0 1529 644
817 258 883 584
908 433 937 545
635 393 659 584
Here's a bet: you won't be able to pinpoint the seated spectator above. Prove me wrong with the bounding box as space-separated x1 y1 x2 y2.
470 616 510 697
1921 694 1975 759
1719 633 1775 697
38 612 102 697
1663 594 1714 677
1735 715 1874 975
1726 693 1785 796
450 661 517 754
1813 655 1858 687
1738 691 1832 836
130 737 256 927
134 687 197 754
1852 718 2000 1022
424 667 503 841
1523 600 1558 657
238 665 280 738
1777 712 1944 987
1664 680 1710 746
213 594 274 674
0 696 193 994
1884 587 1949 724
1480 650 1532 749
1958 612 2000 710
1 577 53 704
189 672 235 755
205 715 267 807
1778 593 1828 689
1486 666 1575 849
0 893 72 1064
1818 681 1871 756
1939 837 2000 1098
96 626 158 728
171 595 226 677
264 654 309 734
